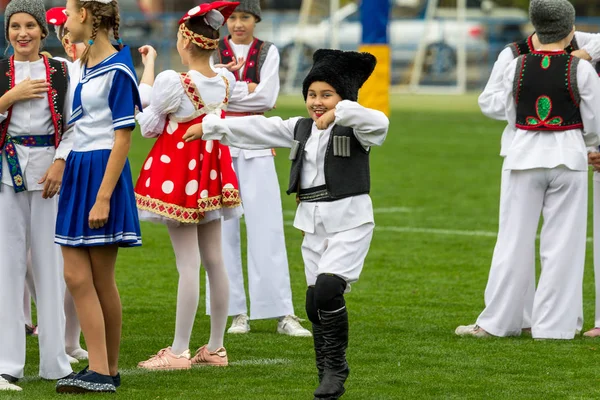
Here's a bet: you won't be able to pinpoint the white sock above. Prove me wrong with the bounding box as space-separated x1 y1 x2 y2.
168 225 201 355
197 220 229 351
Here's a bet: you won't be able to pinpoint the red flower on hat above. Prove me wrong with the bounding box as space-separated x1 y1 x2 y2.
46 7 67 26
179 1 240 25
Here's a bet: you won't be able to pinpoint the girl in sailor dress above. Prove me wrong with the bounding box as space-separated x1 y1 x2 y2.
135 2 242 370
55 0 141 393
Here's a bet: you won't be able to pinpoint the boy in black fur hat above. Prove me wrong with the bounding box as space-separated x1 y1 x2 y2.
184 49 389 400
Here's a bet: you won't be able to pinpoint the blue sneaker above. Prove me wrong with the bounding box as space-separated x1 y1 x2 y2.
56 370 116 393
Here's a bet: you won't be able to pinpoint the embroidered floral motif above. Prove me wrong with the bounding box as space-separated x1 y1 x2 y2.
526 96 564 127
541 56 551 69
14 174 23 186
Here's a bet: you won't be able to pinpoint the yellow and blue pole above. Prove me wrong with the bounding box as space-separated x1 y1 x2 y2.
359 0 391 116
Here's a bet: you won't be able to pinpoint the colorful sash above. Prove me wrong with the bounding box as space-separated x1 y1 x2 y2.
0 134 55 192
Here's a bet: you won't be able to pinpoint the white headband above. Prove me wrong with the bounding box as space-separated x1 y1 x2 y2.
80 0 113 4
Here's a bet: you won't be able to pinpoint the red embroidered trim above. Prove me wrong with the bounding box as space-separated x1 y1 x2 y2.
0 56 15 151
515 55 527 104
241 38 260 83
516 122 583 131
44 55 63 149
526 35 534 54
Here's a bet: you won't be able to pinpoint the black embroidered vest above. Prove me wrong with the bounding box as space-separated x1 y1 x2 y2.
0 55 69 150
286 118 370 201
217 36 272 84
514 52 582 131
505 35 579 58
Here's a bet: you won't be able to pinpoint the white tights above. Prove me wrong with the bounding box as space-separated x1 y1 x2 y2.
168 219 229 354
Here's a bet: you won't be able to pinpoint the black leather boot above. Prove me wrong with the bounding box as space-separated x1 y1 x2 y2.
312 323 326 383
313 307 349 400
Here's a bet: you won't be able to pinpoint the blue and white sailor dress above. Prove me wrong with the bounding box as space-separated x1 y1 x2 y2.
55 47 142 247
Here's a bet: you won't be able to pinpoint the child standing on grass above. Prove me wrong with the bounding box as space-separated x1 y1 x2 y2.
469 29 600 338
183 49 389 400
134 2 242 371
55 0 142 393
205 0 311 338
0 0 75 392
456 0 600 340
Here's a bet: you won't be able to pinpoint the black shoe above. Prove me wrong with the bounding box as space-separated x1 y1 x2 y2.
56 370 116 393
59 372 76 380
112 372 121 388
0 374 18 383
313 307 350 400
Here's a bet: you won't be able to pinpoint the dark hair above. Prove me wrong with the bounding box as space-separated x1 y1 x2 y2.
184 16 219 54
76 0 122 64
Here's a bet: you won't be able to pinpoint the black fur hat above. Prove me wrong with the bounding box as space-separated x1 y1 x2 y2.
302 49 377 102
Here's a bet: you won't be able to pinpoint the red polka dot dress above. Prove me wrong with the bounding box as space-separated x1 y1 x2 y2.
135 72 241 225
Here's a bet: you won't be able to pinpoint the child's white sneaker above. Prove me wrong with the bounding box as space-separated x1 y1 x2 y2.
0 376 21 391
277 315 312 337
455 324 491 337
227 314 250 334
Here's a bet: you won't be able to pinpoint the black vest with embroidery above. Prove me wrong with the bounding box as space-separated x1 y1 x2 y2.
286 118 370 201
505 35 579 58
0 56 69 150
513 52 582 131
217 36 272 84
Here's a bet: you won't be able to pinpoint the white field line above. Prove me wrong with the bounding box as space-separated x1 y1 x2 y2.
283 221 594 242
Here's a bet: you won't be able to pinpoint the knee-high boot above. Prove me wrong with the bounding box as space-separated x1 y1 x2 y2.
312 323 326 383
313 307 349 400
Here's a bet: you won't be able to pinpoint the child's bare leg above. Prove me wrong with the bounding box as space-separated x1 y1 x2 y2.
62 246 109 375
89 245 121 376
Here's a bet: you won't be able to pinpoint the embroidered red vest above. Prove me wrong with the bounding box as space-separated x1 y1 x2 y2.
0 55 69 150
217 36 272 84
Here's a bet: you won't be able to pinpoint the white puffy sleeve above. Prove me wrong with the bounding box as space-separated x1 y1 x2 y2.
136 70 184 138
478 47 515 121
577 60 600 147
139 83 153 109
575 31 600 63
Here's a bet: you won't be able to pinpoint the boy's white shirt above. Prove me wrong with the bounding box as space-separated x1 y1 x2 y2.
500 56 600 171
209 43 280 113
0 58 74 190
478 31 600 156
201 100 389 233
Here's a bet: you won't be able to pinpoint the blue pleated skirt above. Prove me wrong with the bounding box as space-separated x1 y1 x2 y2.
56 150 142 247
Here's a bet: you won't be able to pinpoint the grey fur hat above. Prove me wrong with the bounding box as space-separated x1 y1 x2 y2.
529 0 575 44
4 0 49 42
233 0 261 22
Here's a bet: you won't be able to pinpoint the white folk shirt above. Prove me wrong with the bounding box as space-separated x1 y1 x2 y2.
202 100 389 233
136 69 236 137
210 40 280 159
478 31 600 157
0 58 74 190
501 55 600 171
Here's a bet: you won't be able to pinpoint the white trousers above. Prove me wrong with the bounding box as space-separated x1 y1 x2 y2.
206 155 294 320
593 176 600 327
487 169 536 329
477 168 586 339
302 207 374 287
0 185 71 378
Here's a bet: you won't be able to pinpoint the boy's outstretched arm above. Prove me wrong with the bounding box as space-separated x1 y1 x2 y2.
184 114 301 150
